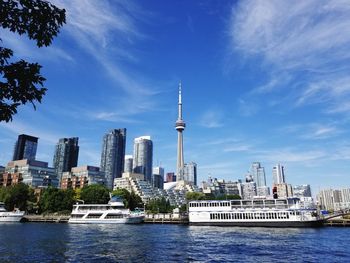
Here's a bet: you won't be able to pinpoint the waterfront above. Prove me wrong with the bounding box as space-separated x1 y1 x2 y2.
0 224 349 262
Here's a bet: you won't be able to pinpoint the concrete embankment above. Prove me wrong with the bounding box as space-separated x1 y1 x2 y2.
325 219 350 227
144 214 189 224
23 213 188 224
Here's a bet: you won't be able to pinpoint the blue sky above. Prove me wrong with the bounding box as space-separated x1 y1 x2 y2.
1 0 350 193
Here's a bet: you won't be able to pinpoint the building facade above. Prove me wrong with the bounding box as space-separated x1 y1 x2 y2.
250 162 266 187
124 155 133 173
272 163 286 184
5 159 58 188
293 184 312 197
152 166 164 189
133 136 153 183
61 165 105 189
165 172 176 183
100 129 126 189
183 162 197 185
13 134 38 161
273 183 293 198
53 137 79 184
317 188 350 211
240 181 257 200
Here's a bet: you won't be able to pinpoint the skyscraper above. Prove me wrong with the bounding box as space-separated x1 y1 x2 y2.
133 136 153 183
152 166 164 189
100 129 126 189
250 162 266 187
53 137 79 183
175 83 186 181
272 164 286 184
184 162 197 185
124 155 133 173
13 134 38 161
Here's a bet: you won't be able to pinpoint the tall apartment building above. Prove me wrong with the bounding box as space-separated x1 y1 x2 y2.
13 134 38 161
272 164 285 184
183 162 197 185
317 188 350 211
53 137 79 184
250 162 266 187
152 166 164 189
100 129 126 189
124 155 133 173
133 136 153 183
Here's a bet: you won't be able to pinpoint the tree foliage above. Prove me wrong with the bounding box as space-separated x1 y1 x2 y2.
80 184 110 204
112 188 143 210
146 197 173 214
0 183 34 211
0 0 66 122
39 187 75 213
186 191 207 201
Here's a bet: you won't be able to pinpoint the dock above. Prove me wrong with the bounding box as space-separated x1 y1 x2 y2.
325 219 350 227
23 215 70 223
143 213 189 224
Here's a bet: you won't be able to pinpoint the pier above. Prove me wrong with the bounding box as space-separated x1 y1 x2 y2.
23 215 70 223
143 213 189 224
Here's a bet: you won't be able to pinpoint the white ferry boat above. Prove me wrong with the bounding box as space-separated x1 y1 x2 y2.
0 202 25 222
189 198 323 227
68 196 144 224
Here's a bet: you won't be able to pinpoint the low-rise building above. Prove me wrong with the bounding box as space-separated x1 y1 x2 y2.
60 165 105 189
4 159 58 188
273 183 293 198
293 184 312 198
0 172 23 186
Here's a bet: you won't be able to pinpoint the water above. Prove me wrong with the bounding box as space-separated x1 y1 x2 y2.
0 223 349 262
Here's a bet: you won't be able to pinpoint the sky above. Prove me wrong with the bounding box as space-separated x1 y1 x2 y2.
1 0 350 193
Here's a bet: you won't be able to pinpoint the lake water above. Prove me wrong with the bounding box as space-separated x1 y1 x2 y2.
0 223 349 262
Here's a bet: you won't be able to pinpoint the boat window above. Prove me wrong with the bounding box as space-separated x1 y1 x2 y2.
86 213 103 219
105 214 123 219
70 214 84 218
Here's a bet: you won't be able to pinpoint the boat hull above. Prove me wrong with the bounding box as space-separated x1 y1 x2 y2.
68 216 144 224
0 213 24 222
190 220 324 228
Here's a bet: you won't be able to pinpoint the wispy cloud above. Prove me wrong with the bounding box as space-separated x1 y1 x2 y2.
0 29 73 62
229 0 350 113
279 123 342 140
0 120 63 145
198 109 225 128
51 0 163 118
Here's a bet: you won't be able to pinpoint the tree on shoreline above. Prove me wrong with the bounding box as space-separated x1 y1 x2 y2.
0 0 66 122
112 188 143 210
0 183 35 211
80 185 110 204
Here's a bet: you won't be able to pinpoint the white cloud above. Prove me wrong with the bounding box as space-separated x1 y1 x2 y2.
0 29 73 62
198 109 225 128
229 0 350 113
50 0 164 118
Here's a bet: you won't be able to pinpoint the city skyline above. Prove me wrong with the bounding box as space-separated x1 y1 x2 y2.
1 0 350 191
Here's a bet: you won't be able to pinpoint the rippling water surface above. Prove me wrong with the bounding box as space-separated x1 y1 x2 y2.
0 223 349 262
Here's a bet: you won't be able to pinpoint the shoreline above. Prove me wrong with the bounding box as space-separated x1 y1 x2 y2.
22 215 350 226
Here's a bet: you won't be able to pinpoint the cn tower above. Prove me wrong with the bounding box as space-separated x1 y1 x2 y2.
175 82 186 181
